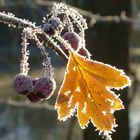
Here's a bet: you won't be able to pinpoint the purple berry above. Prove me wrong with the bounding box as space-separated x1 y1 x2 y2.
27 92 42 102
48 17 61 29
61 32 81 55
43 17 62 35
33 76 56 99
13 74 33 95
43 24 55 35
78 47 90 58
32 78 39 86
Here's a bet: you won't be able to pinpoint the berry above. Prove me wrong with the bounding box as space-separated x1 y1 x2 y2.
43 17 62 35
61 32 81 55
48 17 61 29
13 74 33 95
27 92 42 102
32 78 39 86
33 76 56 99
78 47 91 58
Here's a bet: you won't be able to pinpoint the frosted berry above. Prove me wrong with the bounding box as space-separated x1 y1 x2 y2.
27 92 42 102
61 32 81 55
33 76 56 99
13 74 33 95
78 47 90 58
48 17 61 29
43 17 62 35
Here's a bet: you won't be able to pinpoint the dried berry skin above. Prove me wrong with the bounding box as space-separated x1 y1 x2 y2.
43 17 62 35
27 92 41 102
61 32 81 55
13 74 33 95
33 76 56 99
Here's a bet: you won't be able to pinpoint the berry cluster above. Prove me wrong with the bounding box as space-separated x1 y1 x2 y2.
13 27 56 103
13 3 91 102
13 74 56 102
41 3 91 58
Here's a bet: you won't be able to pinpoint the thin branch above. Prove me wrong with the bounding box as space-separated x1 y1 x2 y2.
33 30 54 77
40 32 69 62
20 29 30 75
55 34 71 50
0 11 68 62
0 12 36 28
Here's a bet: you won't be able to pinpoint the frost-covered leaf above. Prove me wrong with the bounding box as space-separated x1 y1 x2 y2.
55 50 131 137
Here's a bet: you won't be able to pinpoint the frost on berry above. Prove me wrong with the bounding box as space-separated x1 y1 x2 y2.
13 74 33 95
27 92 42 102
33 76 56 99
43 17 62 35
61 32 82 55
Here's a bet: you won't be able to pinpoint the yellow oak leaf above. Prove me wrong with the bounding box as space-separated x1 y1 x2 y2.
55 50 131 137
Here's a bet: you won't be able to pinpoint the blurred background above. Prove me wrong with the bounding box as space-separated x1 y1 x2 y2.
0 0 140 140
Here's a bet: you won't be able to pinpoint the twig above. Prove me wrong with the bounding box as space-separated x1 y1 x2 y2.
0 12 36 28
20 28 30 75
0 11 68 62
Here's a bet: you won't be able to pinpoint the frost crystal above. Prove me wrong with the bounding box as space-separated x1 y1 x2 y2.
20 28 31 75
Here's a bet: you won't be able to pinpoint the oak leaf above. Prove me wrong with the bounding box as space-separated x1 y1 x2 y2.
55 50 131 136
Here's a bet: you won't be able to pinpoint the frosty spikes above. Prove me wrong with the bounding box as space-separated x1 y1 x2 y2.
32 31 54 78
20 28 31 75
